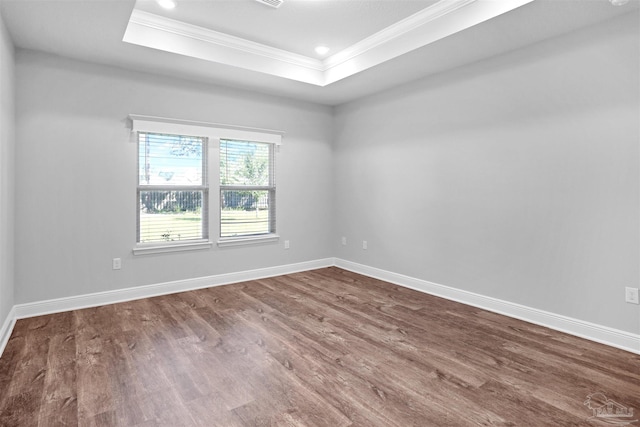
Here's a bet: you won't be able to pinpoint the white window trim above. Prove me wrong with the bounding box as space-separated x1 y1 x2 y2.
130 114 284 254
130 114 283 145
217 234 280 248
133 240 214 255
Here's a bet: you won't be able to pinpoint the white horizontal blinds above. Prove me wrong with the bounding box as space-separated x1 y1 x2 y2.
137 132 208 243
220 139 275 238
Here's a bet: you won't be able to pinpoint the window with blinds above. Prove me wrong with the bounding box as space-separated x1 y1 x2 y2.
137 132 208 244
220 139 275 238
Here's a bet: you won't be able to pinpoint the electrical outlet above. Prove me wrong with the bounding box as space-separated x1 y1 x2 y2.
284 240 290 249
362 240 368 250
341 236 347 246
625 287 639 304
112 258 121 270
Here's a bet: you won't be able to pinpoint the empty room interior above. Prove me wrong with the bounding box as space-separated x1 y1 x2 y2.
0 0 639 425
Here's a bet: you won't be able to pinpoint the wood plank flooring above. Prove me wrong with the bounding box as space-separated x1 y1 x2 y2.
1 267 638 426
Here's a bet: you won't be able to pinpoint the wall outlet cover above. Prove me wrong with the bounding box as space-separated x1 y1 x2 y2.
625 287 639 304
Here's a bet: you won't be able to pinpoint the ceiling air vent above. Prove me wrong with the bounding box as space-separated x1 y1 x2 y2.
254 0 283 8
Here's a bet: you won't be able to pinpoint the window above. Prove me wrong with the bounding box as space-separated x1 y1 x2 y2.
130 114 282 253
137 132 208 244
220 139 275 239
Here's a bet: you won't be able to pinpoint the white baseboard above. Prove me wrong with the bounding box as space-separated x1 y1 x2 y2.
2 257 638 359
12 258 334 320
334 258 640 355
0 306 16 357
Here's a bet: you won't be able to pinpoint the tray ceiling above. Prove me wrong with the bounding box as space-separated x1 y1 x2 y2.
123 0 535 85
1 0 637 105
133 0 438 58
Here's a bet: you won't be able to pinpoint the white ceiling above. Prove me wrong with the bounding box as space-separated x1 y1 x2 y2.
1 0 638 106
133 0 439 57
123 0 541 86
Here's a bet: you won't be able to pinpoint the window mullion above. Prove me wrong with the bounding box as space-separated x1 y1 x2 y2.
220 185 274 191
138 185 206 191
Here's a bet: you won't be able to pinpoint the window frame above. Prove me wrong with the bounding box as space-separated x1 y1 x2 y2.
129 115 283 255
218 139 277 246
134 132 212 255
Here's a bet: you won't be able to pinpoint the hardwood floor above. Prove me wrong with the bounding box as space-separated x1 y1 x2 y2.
1 267 638 426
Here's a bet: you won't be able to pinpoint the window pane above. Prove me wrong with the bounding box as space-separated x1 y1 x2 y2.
221 190 272 237
220 140 270 186
139 133 204 186
139 190 205 243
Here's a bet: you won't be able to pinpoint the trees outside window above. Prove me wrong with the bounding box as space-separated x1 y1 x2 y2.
137 132 208 243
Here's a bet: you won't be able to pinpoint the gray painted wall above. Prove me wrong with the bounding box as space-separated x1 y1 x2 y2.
7 12 640 339
14 51 334 304
333 13 640 334
0 10 15 328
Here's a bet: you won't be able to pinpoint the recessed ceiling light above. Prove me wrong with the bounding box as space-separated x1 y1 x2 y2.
157 0 176 10
609 0 628 5
255 0 284 8
315 46 330 56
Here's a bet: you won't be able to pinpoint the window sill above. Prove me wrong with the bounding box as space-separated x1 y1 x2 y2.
133 240 213 255
217 234 280 248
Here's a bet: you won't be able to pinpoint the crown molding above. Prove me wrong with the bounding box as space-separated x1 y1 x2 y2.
323 0 477 71
123 0 535 86
128 9 324 71
322 0 535 85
